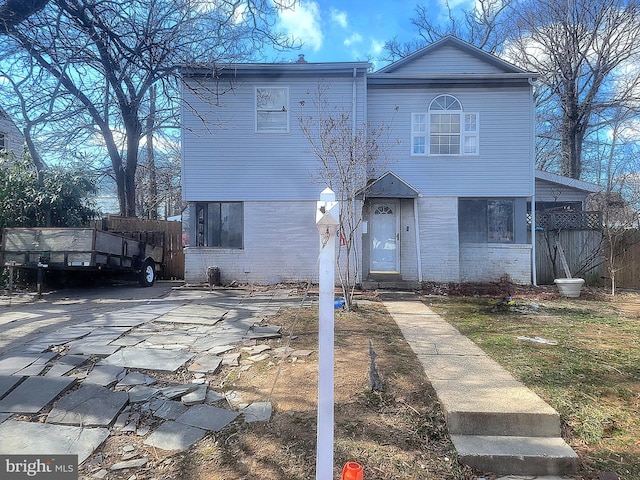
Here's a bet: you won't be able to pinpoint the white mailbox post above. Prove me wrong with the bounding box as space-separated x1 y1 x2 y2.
315 187 339 480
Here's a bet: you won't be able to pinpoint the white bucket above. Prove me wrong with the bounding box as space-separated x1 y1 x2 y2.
554 278 585 298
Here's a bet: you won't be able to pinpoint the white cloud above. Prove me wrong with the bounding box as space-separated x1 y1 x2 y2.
369 39 385 57
278 1 323 52
438 0 479 10
344 33 362 47
331 8 348 29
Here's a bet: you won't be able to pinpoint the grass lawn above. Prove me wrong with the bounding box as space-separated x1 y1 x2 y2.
425 288 640 479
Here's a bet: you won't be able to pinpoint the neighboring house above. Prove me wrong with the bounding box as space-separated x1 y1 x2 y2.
0 107 24 160
180 36 594 286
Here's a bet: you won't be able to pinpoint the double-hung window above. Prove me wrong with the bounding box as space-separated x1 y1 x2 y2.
195 202 243 248
412 94 478 156
255 87 289 133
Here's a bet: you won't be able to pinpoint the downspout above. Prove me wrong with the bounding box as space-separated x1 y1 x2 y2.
529 77 537 286
414 196 423 282
354 67 363 284
352 67 357 137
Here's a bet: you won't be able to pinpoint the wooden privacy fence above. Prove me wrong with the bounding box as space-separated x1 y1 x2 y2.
91 216 184 280
604 229 640 290
533 211 604 285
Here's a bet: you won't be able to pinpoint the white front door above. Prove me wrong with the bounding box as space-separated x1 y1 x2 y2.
370 201 400 273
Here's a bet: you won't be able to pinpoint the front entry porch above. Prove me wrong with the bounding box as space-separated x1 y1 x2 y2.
359 172 421 290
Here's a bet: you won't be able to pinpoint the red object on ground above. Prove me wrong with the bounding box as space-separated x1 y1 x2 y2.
342 462 363 480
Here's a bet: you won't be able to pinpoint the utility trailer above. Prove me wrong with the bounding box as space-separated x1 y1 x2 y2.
1 227 163 288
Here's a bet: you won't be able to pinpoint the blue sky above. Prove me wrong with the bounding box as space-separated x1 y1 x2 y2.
272 0 475 67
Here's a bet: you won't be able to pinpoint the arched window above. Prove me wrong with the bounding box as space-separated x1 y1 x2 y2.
411 94 478 156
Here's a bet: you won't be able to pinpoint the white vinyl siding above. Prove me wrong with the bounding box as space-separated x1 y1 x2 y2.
369 85 534 196
181 73 368 202
386 44 509 75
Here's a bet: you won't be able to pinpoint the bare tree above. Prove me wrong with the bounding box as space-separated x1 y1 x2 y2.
506 0 640 180
0 0 49 33
3 0 294 216
588 106 640 294
299 84 396 309
383 0 514 62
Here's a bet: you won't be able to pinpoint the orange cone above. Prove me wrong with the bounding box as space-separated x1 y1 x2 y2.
341 461 363 480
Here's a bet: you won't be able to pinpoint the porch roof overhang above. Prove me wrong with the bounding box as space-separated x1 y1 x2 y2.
356 172 420 199
535 170 601 194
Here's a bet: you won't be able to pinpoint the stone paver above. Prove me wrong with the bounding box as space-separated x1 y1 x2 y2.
153 400 189 420
0 376 75 413
244 402 272 423
175 404 239 432
188 354 223 374
84 365 126 387
143 420 207 451
0 353 45 375
0 420 109 463
159 384 198 399
47 384 129 427
99 347 194 372
0 375 24 398
127 385 159 403
181 384 207 405
117 372 156 387
0 286 293 472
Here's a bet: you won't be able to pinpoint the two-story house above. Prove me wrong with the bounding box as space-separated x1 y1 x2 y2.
0 107 24 161
181 36 547 286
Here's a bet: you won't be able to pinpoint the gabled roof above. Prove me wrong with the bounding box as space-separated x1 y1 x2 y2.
357 172 420 199
376 35 528 75
535 170 601 193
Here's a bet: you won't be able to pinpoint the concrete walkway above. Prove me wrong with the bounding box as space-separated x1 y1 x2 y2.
381 292 580 478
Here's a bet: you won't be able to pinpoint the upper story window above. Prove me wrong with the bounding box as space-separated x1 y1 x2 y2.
0 132 6 151
256 87 289 133
412 94 478 156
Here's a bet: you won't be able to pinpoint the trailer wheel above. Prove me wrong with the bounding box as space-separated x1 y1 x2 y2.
139 259 155 287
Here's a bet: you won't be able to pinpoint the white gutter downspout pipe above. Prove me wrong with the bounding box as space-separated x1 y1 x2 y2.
529 77 538 286
414 196 423 282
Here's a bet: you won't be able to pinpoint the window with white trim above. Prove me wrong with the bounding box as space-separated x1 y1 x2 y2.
411 94 478 156
255 87 289 133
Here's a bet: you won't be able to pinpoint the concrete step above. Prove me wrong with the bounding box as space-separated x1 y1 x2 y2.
362 280 421 290
451 435 580 476
429 376 562 437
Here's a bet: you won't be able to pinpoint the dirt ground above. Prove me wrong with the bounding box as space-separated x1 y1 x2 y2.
71 281 639 479
76 289 474 480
